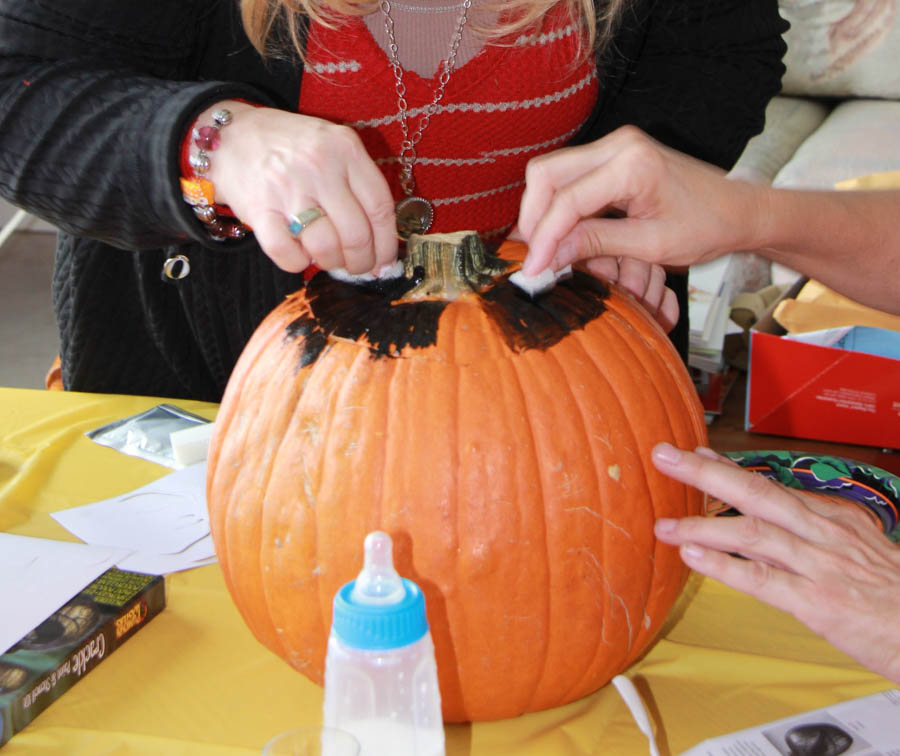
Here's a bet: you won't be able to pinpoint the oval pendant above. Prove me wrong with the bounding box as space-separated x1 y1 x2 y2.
161 254 191 281
396 196 434 240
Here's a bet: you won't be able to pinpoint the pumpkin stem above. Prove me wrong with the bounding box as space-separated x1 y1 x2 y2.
402 231 512 300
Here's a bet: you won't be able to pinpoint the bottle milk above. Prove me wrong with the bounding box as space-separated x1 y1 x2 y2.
323 531 445 756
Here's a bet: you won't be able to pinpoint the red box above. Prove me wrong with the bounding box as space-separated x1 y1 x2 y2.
745 280 900 449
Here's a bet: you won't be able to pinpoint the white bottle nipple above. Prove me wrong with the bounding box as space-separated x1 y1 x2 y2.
349 531 406 606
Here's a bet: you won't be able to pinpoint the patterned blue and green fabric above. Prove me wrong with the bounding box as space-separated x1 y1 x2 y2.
725 450 900 543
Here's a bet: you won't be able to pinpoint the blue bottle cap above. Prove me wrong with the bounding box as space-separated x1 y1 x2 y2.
331 577 429 650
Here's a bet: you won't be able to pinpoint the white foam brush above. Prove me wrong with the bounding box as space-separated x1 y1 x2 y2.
329 260 406 283
509 264 573 297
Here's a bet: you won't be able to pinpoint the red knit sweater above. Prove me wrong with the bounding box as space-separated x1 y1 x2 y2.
299 5 597 240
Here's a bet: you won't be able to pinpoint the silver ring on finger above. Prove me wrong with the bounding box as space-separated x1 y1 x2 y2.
287 207 326 238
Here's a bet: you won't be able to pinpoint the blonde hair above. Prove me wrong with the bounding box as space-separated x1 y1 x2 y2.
241 1 627 63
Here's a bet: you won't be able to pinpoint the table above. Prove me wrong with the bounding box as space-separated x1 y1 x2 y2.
0 385 895 755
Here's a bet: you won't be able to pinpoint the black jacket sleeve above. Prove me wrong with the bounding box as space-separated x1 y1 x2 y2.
591 0 789 169
0 0 281 251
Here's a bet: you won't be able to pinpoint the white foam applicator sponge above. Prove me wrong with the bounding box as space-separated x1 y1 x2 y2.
329 260 405 283
170 421 215 467
509 264 573 297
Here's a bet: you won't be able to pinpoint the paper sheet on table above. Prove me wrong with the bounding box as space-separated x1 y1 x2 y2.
0 534 131 655
681 688 900 755
115 535 217 576
51 462 216 575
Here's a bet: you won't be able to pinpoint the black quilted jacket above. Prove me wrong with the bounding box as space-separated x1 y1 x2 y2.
0 0 787 401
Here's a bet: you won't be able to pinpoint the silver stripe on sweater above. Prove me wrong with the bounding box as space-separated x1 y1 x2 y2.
347 69 597 130
373 126 581 167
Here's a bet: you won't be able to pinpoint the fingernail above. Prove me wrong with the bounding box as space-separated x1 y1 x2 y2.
655 518 676 534
681 543 704 562
652 442 682 466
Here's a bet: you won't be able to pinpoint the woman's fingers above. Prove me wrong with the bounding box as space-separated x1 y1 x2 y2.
564 216 664 264
653 444 892 570
580 257 679 333
309 181 377 274
656 512 801 573
521 165 632 275
518 125 652 238
652 443 900 684
288 211 344 271
615 255 653 304
344 136 398 271
251 209 312 273
672 539 812 617
207 106 398 274
579 256 620 282
651 443 819 537
672 517 900 684
657 286 679 333
290 135 395 273
520 127 669 275
518 143 604 242
518 123 761 279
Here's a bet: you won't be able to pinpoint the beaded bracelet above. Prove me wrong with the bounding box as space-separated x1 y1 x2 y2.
179 108 249 242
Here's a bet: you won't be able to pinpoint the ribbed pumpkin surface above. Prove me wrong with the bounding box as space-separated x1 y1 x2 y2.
206 240 707 722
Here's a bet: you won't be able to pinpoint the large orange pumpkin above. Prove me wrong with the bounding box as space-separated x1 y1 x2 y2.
206 232 707 722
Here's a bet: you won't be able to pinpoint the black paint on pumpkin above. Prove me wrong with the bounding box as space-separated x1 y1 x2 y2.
286 267 444 365
286 268 610 368
480 271 610 352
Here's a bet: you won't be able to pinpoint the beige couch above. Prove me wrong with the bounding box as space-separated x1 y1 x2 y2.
731 0 900 193
724 0 900 291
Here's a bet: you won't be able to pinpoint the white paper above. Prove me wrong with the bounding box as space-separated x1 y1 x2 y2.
689 254 737 347
612 675 660 756
0 534 131 655
115 535 217 576
681 689 900 756
784 326 852 348
51 462 216 575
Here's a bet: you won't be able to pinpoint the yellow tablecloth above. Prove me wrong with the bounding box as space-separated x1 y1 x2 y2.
0 387 893 755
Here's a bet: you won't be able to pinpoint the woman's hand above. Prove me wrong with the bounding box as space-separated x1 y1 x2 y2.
203 101 398 274
651 443 900 684
507 225 679 332
516 125 766 276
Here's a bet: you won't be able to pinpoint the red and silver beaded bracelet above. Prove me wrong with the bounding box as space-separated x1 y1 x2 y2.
179 108 249 243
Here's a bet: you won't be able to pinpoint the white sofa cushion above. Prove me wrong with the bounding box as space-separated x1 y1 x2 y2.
773 99 900 189
730 96 831 184
779 0 900 99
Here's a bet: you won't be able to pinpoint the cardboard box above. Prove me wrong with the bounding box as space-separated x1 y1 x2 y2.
0 568 166 747
746 279 900 449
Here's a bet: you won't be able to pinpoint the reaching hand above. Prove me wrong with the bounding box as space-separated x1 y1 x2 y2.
651 443 900 684
204 101 399 274
517 125 765 277
507 227 679 333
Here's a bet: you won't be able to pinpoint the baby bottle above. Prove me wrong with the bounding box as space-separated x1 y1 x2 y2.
323 531 445 756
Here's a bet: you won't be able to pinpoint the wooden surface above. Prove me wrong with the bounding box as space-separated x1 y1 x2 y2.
707 372 900 476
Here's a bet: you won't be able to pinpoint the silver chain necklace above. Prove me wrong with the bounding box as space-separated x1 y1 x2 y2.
381 0 472 238
391 1 469 12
